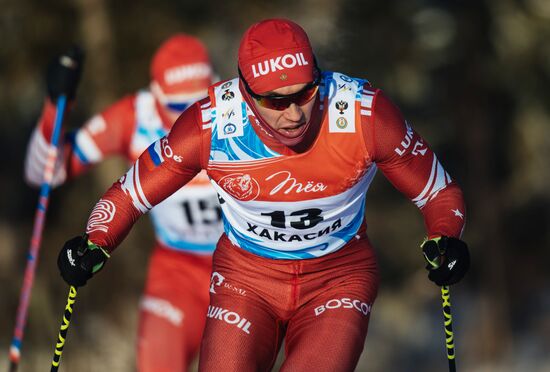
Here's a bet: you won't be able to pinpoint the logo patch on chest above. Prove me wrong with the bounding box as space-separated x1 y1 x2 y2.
219 173 260 201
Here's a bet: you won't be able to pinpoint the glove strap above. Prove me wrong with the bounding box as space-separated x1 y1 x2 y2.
86 240 110 273
421 236 443 269
85 240 110 257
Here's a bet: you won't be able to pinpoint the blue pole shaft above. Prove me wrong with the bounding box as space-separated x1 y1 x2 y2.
9 96 67 372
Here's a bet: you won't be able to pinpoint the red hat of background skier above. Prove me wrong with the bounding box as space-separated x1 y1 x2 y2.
238 19 315 94
150 33 212 96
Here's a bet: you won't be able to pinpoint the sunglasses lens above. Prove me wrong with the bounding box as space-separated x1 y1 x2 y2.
256 86 318 111
297 86 318 104
257 97 291 110
165 102 190 112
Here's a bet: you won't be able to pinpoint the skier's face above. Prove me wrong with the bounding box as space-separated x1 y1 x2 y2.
252 83 317 141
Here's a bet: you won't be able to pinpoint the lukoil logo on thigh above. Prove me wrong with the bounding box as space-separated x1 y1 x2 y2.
207 306 252 334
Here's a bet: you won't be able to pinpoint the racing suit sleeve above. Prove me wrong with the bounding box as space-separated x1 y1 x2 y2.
363 90 466 238
84 101 209 251
24 96 136 186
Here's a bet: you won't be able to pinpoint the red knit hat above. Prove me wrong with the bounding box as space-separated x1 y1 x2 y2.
150 34 212 96
238 19 315 94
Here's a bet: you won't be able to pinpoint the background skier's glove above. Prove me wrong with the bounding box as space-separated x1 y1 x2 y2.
46 45 84 102
57 234 109 287
421 236 470 286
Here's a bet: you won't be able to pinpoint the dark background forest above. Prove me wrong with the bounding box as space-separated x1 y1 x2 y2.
1 0 549 371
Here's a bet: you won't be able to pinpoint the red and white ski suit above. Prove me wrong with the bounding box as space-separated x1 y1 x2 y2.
75 71 466 371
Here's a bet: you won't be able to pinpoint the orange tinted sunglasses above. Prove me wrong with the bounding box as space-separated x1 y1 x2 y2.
239 68 321 111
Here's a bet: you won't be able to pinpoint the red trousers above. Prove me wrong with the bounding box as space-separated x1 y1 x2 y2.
137 244 212 372
199 235 379 371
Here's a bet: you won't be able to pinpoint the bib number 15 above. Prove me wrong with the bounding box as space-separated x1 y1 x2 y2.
261 208 323 230
181 197 222 226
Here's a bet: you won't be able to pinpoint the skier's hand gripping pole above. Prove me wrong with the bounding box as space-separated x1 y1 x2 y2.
421 236 469 372
49 234 109 371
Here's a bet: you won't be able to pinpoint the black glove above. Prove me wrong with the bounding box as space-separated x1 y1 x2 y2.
421 236 470 286
46 45 85 102
57 234 109 287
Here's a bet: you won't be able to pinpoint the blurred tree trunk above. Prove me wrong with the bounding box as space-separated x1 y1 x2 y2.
448 7 514 362
459 100 513 361
76 0 118 111
75 0 126 186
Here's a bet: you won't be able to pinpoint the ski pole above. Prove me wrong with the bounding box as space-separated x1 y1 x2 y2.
8 95 67 372
441 285 457 372
50 285 78 372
